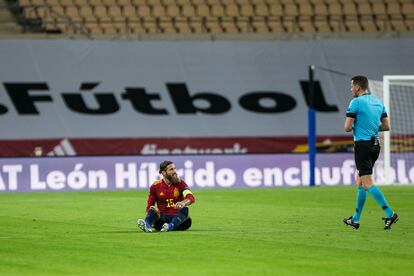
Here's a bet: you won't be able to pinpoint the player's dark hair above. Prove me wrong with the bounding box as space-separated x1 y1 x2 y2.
351 76 369 90
159 160 173 173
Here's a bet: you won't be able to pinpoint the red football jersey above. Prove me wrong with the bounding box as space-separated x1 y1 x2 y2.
146 178 194 215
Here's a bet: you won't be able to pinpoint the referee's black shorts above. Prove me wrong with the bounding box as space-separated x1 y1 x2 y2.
354 138 380 176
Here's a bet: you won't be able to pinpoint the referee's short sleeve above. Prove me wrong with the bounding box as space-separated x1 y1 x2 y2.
346 98 358 118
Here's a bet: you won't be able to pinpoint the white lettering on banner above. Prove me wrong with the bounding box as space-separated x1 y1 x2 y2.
301 161 310 186
398 160 414 183
137 162 158 188
138 163 148 188
216 168 236 187
322 167 341 186
241 160 356 187
0 165 23 191
243 168 262 187
148 163 159 186
88 170 108 189
194 162 215 187
183 161 194 187
373 159 414 184
31 165 46 190
300 160 355 186
0 173 4 190
341 160 355 185
46 171 65 190
67 164 87 190
409 166 414 183
284 168 301 186
264 168 283 187
397 160 409 184
115 163 137 188
30 164 109 191
374 164 396 184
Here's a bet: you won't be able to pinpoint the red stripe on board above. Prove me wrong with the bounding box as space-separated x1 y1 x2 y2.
0 136 354 157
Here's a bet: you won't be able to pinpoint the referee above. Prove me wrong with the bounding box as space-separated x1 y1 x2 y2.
343 75 399 230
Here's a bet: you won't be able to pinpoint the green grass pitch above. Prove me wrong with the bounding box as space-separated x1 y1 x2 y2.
1 186 413 275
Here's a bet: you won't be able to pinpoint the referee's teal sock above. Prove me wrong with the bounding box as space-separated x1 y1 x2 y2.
352 187 366 222
368 185 394 218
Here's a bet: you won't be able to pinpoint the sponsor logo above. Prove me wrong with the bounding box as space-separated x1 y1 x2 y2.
140 143 248 155
47 139 76 156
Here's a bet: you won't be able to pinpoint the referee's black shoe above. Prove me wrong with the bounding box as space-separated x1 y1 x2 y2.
343 216 360 230
383 212 399 230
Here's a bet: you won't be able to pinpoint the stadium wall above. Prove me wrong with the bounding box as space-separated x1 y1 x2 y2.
1 37 413 156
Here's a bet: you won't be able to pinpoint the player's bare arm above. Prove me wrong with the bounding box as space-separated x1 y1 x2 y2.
175 198 193 209
344 117 355 132
379 117 391 131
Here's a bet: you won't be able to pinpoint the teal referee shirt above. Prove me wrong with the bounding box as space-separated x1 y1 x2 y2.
346 93 388 141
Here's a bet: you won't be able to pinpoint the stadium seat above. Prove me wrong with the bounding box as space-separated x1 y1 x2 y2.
342 2 357 16
166 5 180 18
195 4 210 18
357 2 372 16
344 15 362 32
205 19 224 33
221 17 239 33
252 19 270 33
66 6 81 21
59 0 73 7
401 2 414 18
79 6 94 19
95 6 110 20
386 2 401 16
269 3 283 17
298 17 316 32
137 5 152 19
327 1 342 17
360 15 377 32
313 2 328 17
211 4 225 17
118 0 132 6
18 0 31 7
174 18 194 33
110 6 124 21
240 4 254 17
389 15 407 32
267 18 285 33
123 6 137 19
284 3 299 17
226 4 240 18
103 0 119 6
255 4 269 17
74 0 89 6
372 2 386 16
314 17 332 33
298 2 313 17
182 5 196 17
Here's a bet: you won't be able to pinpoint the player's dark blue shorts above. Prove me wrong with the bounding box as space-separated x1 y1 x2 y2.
354 138 380 176
153 215 192 231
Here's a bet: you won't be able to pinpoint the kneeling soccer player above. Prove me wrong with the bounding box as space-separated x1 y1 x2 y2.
137 160 195 233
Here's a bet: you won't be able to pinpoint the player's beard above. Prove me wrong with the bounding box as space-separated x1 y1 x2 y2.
166 173 180 184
